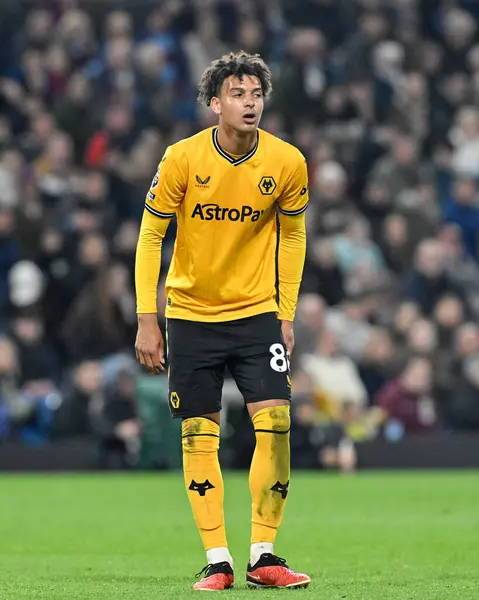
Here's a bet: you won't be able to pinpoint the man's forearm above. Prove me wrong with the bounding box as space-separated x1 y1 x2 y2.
137 313 159 327
135 210 169 314
277 212 306 321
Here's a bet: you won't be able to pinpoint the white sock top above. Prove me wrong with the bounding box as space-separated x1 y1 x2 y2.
206 547 233 567
250 542 274 566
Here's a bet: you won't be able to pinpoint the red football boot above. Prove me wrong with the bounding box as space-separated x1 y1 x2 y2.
193 561 234 591
246 553 311 589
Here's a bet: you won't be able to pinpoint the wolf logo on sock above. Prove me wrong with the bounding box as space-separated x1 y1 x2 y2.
270 480 290 500
189 479 215 497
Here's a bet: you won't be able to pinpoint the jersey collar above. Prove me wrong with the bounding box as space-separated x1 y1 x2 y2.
212 127 259 166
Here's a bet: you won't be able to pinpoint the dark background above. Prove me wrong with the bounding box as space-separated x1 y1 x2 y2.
1 0 479 470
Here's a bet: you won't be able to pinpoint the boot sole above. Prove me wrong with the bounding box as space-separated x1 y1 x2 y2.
194 584 235 591
246 579 310 589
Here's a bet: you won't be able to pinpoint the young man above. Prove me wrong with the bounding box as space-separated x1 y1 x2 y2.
135 51 310 591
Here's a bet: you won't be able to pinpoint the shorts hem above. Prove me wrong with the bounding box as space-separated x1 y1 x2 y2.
243 395 291 404
171 407 222 419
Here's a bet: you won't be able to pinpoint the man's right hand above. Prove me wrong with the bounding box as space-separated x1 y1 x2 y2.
135 314 165 374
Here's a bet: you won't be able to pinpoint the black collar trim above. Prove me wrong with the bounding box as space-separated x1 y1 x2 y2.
212 127 259 166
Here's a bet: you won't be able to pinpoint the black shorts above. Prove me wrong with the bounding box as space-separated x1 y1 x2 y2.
166 312 291 418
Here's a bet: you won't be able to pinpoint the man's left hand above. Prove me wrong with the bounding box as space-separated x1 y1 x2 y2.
281 320 295 357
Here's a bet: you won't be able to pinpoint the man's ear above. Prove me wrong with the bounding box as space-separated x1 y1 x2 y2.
210 96 221 116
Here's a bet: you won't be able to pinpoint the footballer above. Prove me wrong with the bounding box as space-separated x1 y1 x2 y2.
135 51 310 591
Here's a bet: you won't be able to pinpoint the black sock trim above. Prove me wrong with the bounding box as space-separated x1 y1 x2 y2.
254 428 290 435
181 433 220 439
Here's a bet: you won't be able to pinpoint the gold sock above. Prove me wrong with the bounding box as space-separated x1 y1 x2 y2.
249 405 291 544
182 417 227 551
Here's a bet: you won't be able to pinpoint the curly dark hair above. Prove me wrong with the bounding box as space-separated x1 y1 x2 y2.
197 51 273 107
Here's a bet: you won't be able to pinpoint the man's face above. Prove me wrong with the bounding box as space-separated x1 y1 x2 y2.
417 243 444 278
453 178 476 204
211 75 264 134
393 136 415 165
405 359 431 394
13 317 43 344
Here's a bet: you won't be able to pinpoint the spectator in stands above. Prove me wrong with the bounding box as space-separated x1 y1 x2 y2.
17 111 56 163
9 312 59 443
392 301 421 344
450 105 479 177
0 208 20 315
273 28 326 130
61 260 134 364
34 131 74 217
433 294 465 347
291 368 357 473
388 72 429 143
359 179 394 247
311 161 356 238
11 311 58 388
444 174 479 258
112 219 139 282
381 213 415 277
443 355 479 430
333 217 387 296
293 294 326 366
439 223 479 317
358 328 396 400
333 218 385 277
301 328 368 418
406 319 438 358
8 260 44 316
402 239 466 315
369 132 428 203
432 295 466 400
302 238 345 306
325 296 373 361
375 356 438 435
0 337 26 438
54 360 103 438
97 366 141 468
65 170 116 238
57 8 97 68
54 73 98 164
455 322 479 361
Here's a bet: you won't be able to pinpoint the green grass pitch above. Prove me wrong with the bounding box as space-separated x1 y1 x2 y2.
1 471 478 599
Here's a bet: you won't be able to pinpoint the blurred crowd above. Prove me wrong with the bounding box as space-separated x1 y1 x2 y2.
1 0 479 465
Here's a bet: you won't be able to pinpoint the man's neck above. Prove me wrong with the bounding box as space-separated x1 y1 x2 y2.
216 122 257 156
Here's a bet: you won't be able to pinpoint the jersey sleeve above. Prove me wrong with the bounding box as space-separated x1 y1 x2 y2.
277 212 306 322
144 144 187 218
277 152 309 216
135 211 169 314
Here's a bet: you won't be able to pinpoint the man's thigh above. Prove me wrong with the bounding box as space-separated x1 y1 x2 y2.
227 312 291 404
166 319 228 418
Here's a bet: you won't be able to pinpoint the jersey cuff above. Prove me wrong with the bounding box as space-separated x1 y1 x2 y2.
278 202 308 216
145 203 175 219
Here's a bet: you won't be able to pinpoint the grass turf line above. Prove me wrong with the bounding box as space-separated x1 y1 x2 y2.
0 472 478 599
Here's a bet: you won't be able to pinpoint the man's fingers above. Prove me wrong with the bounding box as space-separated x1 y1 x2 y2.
139 349 159 374
137 349 150 370
148 351 163 374
147 347 164 373
284 337 293 356
158 350 165 369
157 340 166 370
159 338 166 365
136 343 165 373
